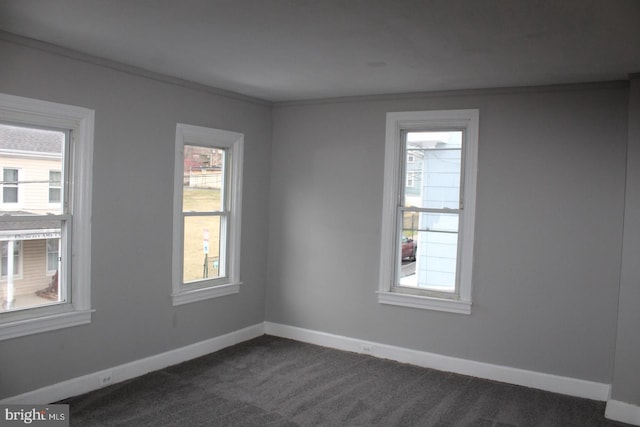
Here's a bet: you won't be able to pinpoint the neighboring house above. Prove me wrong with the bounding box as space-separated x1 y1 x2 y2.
184 145 224 189
404 149 424 203
0 124 62 307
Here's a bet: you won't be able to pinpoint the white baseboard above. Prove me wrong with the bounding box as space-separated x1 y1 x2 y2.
5 320 629 424
0 323 264 405
606 400 640 425
264 322 611 402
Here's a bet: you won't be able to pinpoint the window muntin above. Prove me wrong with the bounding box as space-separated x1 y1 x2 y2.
379 109 478 315
172 124 243 306
0 93 93 340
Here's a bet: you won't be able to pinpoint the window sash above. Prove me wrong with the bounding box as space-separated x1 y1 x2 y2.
0 214 71 304
394 207 463 298
394 129 466 297
0 122 71 314
181 210 230 285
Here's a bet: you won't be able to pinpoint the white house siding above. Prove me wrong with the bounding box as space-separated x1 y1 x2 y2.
415 146 461 292
0 156 62 214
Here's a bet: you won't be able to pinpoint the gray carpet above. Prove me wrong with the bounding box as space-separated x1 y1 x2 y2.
61 335 631 426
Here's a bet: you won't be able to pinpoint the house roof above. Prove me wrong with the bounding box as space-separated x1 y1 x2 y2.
0 212 61 240
0 124 63 155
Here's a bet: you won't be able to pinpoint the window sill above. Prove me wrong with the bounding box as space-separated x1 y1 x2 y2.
171 282 240 306
0 309 93 340
377 291 471 315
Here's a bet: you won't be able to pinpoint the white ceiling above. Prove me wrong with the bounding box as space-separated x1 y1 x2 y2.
1 0 639 102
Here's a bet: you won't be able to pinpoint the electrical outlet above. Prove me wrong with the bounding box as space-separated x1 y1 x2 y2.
361 344 373 354
98 371 113 386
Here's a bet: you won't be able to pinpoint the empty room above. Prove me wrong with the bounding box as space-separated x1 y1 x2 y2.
1 1 639 425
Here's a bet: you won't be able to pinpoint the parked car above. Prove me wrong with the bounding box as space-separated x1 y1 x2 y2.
401 236 417 261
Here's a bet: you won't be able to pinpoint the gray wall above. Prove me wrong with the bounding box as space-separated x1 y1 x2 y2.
612 76 640 405
0 39 272 398
267 84 629 384
1 34 636 404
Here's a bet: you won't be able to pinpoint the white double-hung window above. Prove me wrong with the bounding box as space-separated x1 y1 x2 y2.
2 168 20 204
379 109 478 314
172 123 243 306
0 93 94 340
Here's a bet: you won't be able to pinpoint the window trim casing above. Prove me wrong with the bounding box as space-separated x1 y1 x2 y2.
171 123 243 306
378 109 478 315
0 93 94 340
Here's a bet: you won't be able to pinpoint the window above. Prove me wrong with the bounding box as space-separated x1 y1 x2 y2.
172 123 243 306
0 93 94 340
49 170 61 203
406 171 421 188
46 238 59 274
379 109 478 314
2 168 19 204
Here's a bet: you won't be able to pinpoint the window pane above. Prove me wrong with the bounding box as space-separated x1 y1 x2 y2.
399 212 459 293
2 168 18 203
1 221 64 312
46 238 60 272
404 131 462 209
3 169 18 182
49 188 61 204
0 124 64 214
183 215 224 283
49 170 61 203
182 145 224 212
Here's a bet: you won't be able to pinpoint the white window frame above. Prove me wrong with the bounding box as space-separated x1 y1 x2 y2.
0 93 94 340
172 123 243 306
378 109 478 315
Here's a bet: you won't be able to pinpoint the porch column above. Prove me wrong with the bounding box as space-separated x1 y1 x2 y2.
5 239 14 309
